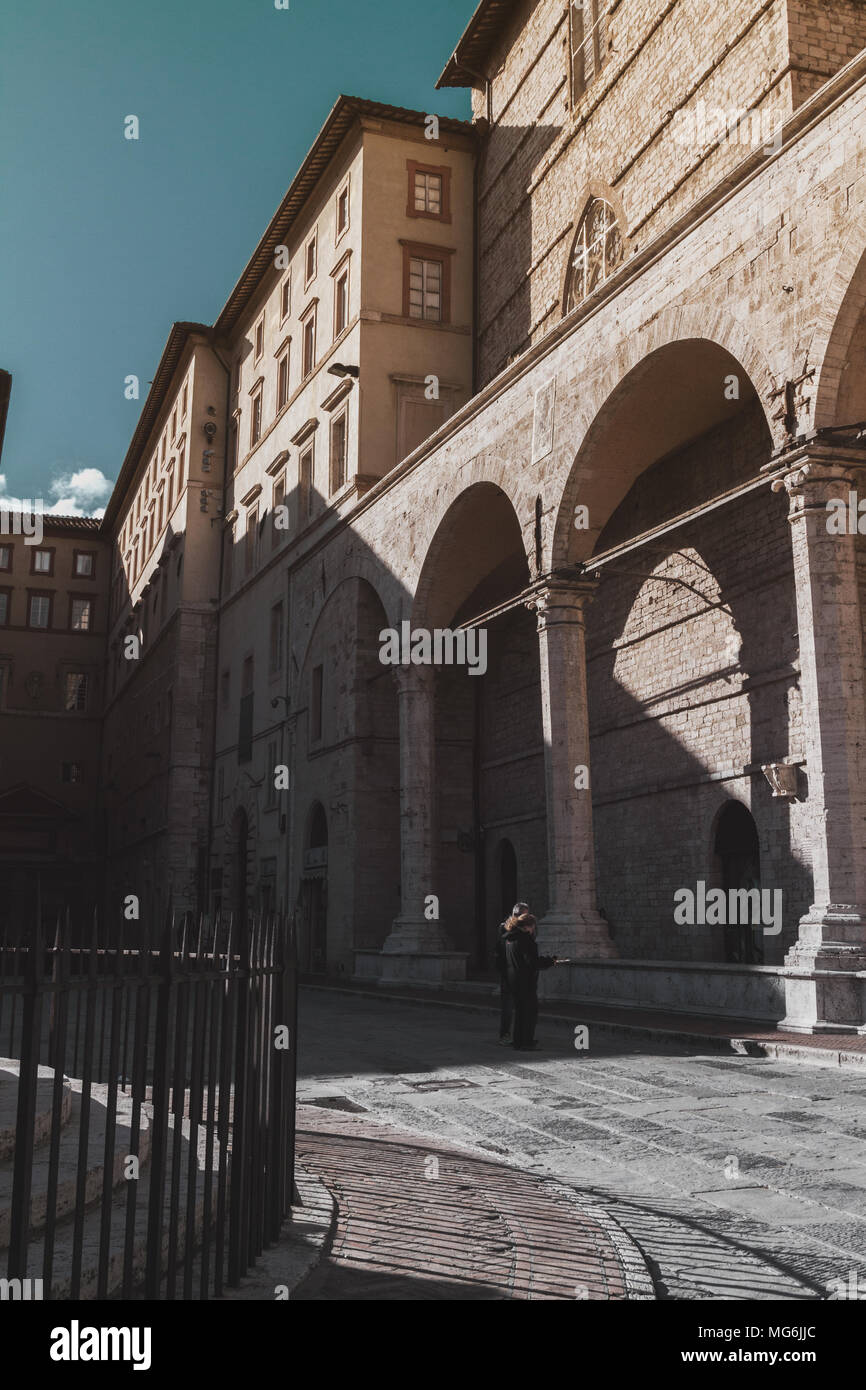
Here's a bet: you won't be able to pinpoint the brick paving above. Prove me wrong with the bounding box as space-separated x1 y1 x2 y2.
292 1105 637 1300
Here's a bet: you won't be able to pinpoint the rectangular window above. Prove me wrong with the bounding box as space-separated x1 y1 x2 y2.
171 408 178 440
277 347 290 410
234 358 242 395
265 742 278 809
269 601 283 672
255 315 265 362
231 419 240 471
272 473 285 549
334 267 349 337
62 762 84 784
64 672 88 711
302 308 316 378
330 411 347 494
70 597 92 631
32 548 53 575
305 232 317 285
415 170 441 214
407 161 451 222
336 182 349 236
409 257 443 321
238 657 254 763
311 664 323 742
0 590 9 625
245 505 258 576
570 0 606 102
300 445 314 519
29 593 51 629
182 383 188 417
250 389 263 447
0 545 10 571
280 273 292 322
73 551 95 577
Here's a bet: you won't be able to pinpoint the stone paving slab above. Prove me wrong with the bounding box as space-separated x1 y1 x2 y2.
291 1105 653 1301
301 978 866 1070
296 988 866 1300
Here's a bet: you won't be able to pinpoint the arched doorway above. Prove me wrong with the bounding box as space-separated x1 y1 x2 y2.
411 482 541 970
299 802 328 972
496 838 518 921
714 801 763 965
233 808 249 932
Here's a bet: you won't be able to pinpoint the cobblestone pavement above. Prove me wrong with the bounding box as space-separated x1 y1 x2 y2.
293 1107 646 1300
297 988 866 1301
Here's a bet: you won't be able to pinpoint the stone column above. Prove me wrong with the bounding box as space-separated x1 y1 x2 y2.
381 664 450 953
770 442 866 1032
527 571 616 959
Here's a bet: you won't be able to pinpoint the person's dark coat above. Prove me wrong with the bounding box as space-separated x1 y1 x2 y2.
504 929 555 1048
495 921 513 1039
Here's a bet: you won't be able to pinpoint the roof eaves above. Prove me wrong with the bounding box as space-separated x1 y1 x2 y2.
213 94 475 339
101 321 210 531
437 0 519 88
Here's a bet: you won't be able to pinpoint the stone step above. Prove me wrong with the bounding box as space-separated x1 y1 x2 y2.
23 1112 220 1300
0 1060 72 1163
0 1074 153 1249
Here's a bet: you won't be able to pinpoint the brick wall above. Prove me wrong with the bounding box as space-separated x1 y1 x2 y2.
473 0 866 384
587 403 812 961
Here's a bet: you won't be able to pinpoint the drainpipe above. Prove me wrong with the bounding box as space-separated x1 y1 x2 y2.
458 65 490 396
473 674 486 970
205 340 232 922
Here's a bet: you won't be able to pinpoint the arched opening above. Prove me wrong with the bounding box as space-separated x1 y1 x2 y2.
713 801 764 965
412 483 543 970
563 197 625 314
496 838 518 922
233 808 249 933
299 801 328 973
552 338 805 964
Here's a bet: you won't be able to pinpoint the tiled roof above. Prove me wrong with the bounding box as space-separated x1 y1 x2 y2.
438 0 520 88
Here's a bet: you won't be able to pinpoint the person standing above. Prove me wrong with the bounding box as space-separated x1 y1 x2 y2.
505 913 558 1050
494 901 529 1045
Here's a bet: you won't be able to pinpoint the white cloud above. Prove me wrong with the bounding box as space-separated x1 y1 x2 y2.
0 467 112 519
47 467 112 517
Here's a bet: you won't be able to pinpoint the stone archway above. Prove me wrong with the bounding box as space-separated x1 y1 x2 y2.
407 482 539 970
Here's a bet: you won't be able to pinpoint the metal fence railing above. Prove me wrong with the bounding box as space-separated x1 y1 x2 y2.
0 910 298 1300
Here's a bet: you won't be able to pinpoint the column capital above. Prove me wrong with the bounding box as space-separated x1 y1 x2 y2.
390 662 435 696
767 437 866 516
524 568 599 632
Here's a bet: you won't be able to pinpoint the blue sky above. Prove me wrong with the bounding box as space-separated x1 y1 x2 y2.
0 0 473 514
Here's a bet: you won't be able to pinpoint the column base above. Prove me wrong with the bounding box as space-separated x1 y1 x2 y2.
381 918 452 954
781 940 866 1034
535 911 617 961
353 948 469 985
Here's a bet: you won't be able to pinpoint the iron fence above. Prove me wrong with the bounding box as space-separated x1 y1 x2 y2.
0 910 298 1300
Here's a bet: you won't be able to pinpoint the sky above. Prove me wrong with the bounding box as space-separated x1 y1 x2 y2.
0 0 473 515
